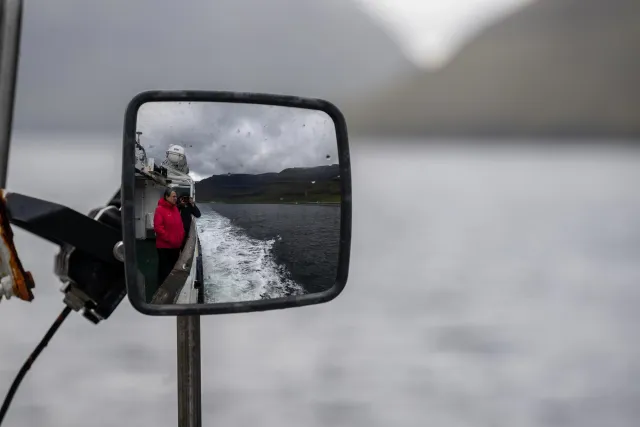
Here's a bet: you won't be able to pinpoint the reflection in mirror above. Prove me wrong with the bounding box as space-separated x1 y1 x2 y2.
133 101 341 306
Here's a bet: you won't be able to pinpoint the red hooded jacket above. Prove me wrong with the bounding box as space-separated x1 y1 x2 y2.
154 198 185 249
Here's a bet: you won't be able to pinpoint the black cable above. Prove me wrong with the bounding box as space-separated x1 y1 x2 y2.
0 306 73 426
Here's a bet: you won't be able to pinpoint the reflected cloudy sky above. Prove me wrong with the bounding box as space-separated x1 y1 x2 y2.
136 102 339 180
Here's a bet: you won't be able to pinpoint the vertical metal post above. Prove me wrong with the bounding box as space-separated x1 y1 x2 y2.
177 315 202 427
0 0 23 188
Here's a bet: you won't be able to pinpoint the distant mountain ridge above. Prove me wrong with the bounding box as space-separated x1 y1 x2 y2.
345 0 640 138
195 164 340 203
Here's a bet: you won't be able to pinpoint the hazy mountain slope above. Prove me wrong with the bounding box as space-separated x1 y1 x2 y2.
14 0 414 134
345 0 640 138
195 164 340 203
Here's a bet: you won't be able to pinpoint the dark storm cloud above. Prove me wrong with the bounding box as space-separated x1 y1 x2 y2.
136 101 338 178
13 0 411 136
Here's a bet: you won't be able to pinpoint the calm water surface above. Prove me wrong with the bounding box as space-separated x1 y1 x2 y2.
1 139 640 427
199 203 340 297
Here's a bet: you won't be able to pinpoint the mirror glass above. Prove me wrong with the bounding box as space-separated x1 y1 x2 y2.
132 101 341 305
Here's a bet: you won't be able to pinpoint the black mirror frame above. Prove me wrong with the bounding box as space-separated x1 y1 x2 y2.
121 90 352 316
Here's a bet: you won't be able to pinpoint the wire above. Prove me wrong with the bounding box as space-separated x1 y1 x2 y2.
0 306 73 426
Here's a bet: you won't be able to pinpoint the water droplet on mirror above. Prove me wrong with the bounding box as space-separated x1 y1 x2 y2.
326 155 331 160
227 172 231 176
311 181 316 184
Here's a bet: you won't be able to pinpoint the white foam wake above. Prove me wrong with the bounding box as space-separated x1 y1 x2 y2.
196 209 304 303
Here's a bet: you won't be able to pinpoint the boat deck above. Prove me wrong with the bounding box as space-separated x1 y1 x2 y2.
135 239 159 303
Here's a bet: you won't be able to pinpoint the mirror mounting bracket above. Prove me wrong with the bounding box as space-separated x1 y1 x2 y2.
5 191 127 324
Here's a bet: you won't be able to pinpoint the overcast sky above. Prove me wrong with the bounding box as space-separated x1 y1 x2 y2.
137 101 338 179
12 0 531 135
12 0 407 135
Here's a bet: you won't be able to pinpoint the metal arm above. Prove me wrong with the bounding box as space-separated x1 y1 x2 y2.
5 190 127 324
6 193 121 264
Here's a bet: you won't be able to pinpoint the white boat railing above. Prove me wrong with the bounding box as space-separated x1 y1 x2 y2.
176 236 199 304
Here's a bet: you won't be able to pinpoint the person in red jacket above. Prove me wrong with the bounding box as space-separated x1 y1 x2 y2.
154 188 185 286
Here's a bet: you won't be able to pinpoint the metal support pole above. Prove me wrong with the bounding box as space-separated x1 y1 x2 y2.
0 0 23 188
177 315 202 427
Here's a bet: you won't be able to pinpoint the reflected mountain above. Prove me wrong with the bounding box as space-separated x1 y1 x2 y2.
195 164 340 204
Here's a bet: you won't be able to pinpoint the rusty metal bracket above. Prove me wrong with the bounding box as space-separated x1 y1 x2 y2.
0 189 34 302
1 190 127 323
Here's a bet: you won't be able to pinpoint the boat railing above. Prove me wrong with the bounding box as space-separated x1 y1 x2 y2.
150 218 199 304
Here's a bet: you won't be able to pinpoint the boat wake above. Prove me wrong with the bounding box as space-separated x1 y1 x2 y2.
196 210 304 303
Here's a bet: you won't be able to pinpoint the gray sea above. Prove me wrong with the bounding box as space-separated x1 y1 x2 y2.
1 136 640 427
196 202 340 303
